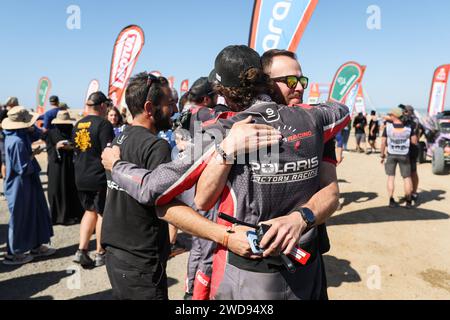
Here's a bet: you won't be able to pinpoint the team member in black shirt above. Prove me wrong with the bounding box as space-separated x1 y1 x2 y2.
102 72 176 300
72 92 114 267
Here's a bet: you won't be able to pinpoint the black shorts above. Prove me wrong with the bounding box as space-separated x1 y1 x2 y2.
368 135 377 142
78 188 107 215
106 250 168 300
385 155 411 178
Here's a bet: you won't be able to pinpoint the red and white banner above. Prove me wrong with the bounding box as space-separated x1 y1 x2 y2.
354 85 367 115
428 65 450 117
108 25 145 107
168 76 175 89
307 83 320 104
84 79 100 115
180 79 189 94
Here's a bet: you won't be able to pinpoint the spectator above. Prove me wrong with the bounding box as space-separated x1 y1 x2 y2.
107 106 126 137
46 110 83 225
2 106 55 265
72 91 114 268
353 112 367 153
368 110 380 154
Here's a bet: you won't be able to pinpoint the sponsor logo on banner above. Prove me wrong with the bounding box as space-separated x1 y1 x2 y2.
329 62 365 103
428 65 450 116
109 25 145 107
249 0 318 54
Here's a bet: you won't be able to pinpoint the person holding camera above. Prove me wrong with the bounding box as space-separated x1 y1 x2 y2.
45 110 83 225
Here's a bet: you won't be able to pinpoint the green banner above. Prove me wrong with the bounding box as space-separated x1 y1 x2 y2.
329 63 363 103
38 78 50 107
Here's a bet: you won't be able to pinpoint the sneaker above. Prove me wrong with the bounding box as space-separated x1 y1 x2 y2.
73 249 94 267
94 252 106 267
405 201 413 209
169 242 187 258
389 198 399 208
3 253 33 266
411 193 419 205
31 245 57 258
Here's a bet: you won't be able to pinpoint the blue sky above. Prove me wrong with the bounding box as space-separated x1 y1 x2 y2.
0 0 449 112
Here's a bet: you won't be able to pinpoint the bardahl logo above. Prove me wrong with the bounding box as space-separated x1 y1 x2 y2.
114 34 138 87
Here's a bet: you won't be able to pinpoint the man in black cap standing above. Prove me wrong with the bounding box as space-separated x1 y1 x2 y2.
72 91 114 267
41 96 63 133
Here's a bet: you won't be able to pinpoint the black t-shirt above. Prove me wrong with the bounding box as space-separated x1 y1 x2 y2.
72 115 114 191
102 125 172 271
369 118 379 137
353 116 367 134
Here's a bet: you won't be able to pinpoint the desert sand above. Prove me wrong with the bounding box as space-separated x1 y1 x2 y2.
0 138 449 300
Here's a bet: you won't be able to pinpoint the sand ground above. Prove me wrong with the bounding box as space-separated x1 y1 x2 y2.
0 138 449 300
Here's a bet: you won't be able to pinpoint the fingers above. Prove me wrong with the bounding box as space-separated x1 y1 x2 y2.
262 228 289 258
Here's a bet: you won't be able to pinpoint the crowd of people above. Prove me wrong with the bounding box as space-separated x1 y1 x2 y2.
0 44 424 300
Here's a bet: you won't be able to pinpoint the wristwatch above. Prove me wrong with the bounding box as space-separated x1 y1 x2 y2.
296 207 316 230
215 143 235 163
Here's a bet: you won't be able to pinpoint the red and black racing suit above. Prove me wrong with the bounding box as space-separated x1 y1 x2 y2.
110 99 350 299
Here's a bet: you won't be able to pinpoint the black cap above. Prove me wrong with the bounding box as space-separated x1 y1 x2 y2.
87 91 111 106
214 45 261 88
189 77 213 98
49 96 59 104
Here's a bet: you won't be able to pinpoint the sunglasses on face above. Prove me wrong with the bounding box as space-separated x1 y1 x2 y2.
272 75 309 90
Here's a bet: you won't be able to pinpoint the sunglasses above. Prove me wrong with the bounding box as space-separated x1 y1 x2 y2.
272 75 309 90
146 73 162 101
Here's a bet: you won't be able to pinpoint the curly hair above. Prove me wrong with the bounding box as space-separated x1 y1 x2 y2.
213 68 274 111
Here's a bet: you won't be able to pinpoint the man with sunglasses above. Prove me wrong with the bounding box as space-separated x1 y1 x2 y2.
102 46 349 299
260 49 341 299
102 73 176 300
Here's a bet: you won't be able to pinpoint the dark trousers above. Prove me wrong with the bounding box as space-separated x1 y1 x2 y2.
105 250 168 300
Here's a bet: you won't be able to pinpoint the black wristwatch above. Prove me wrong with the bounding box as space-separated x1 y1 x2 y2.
215 143 235 163
296 207 316 230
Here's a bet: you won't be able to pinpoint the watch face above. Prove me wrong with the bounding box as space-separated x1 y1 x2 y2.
301 207 316 225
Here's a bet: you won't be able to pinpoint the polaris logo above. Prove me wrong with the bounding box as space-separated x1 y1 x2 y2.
251 156 319 174
263 0 293 52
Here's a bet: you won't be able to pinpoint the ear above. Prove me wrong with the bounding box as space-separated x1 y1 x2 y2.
144 101 153 117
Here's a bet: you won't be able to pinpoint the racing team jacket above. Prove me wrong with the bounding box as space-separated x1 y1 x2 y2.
110 99 350 298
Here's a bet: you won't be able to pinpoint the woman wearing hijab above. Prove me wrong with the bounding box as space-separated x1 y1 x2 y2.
2 106 55 265
45 110 83 225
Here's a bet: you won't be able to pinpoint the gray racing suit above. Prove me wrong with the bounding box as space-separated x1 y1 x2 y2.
110 99 350 300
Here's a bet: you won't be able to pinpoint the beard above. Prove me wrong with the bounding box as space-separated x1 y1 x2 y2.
153 106 172 132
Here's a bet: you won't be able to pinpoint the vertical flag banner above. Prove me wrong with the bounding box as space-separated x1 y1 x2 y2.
307 83 320 104
344 83 359 113
36 77 51 115
180 79 189 95
168 76 175 89
249 0 319 54
428 64 450 117
84 79 100 115
108 25 145 107
354 85 367 115
329 62 365 103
